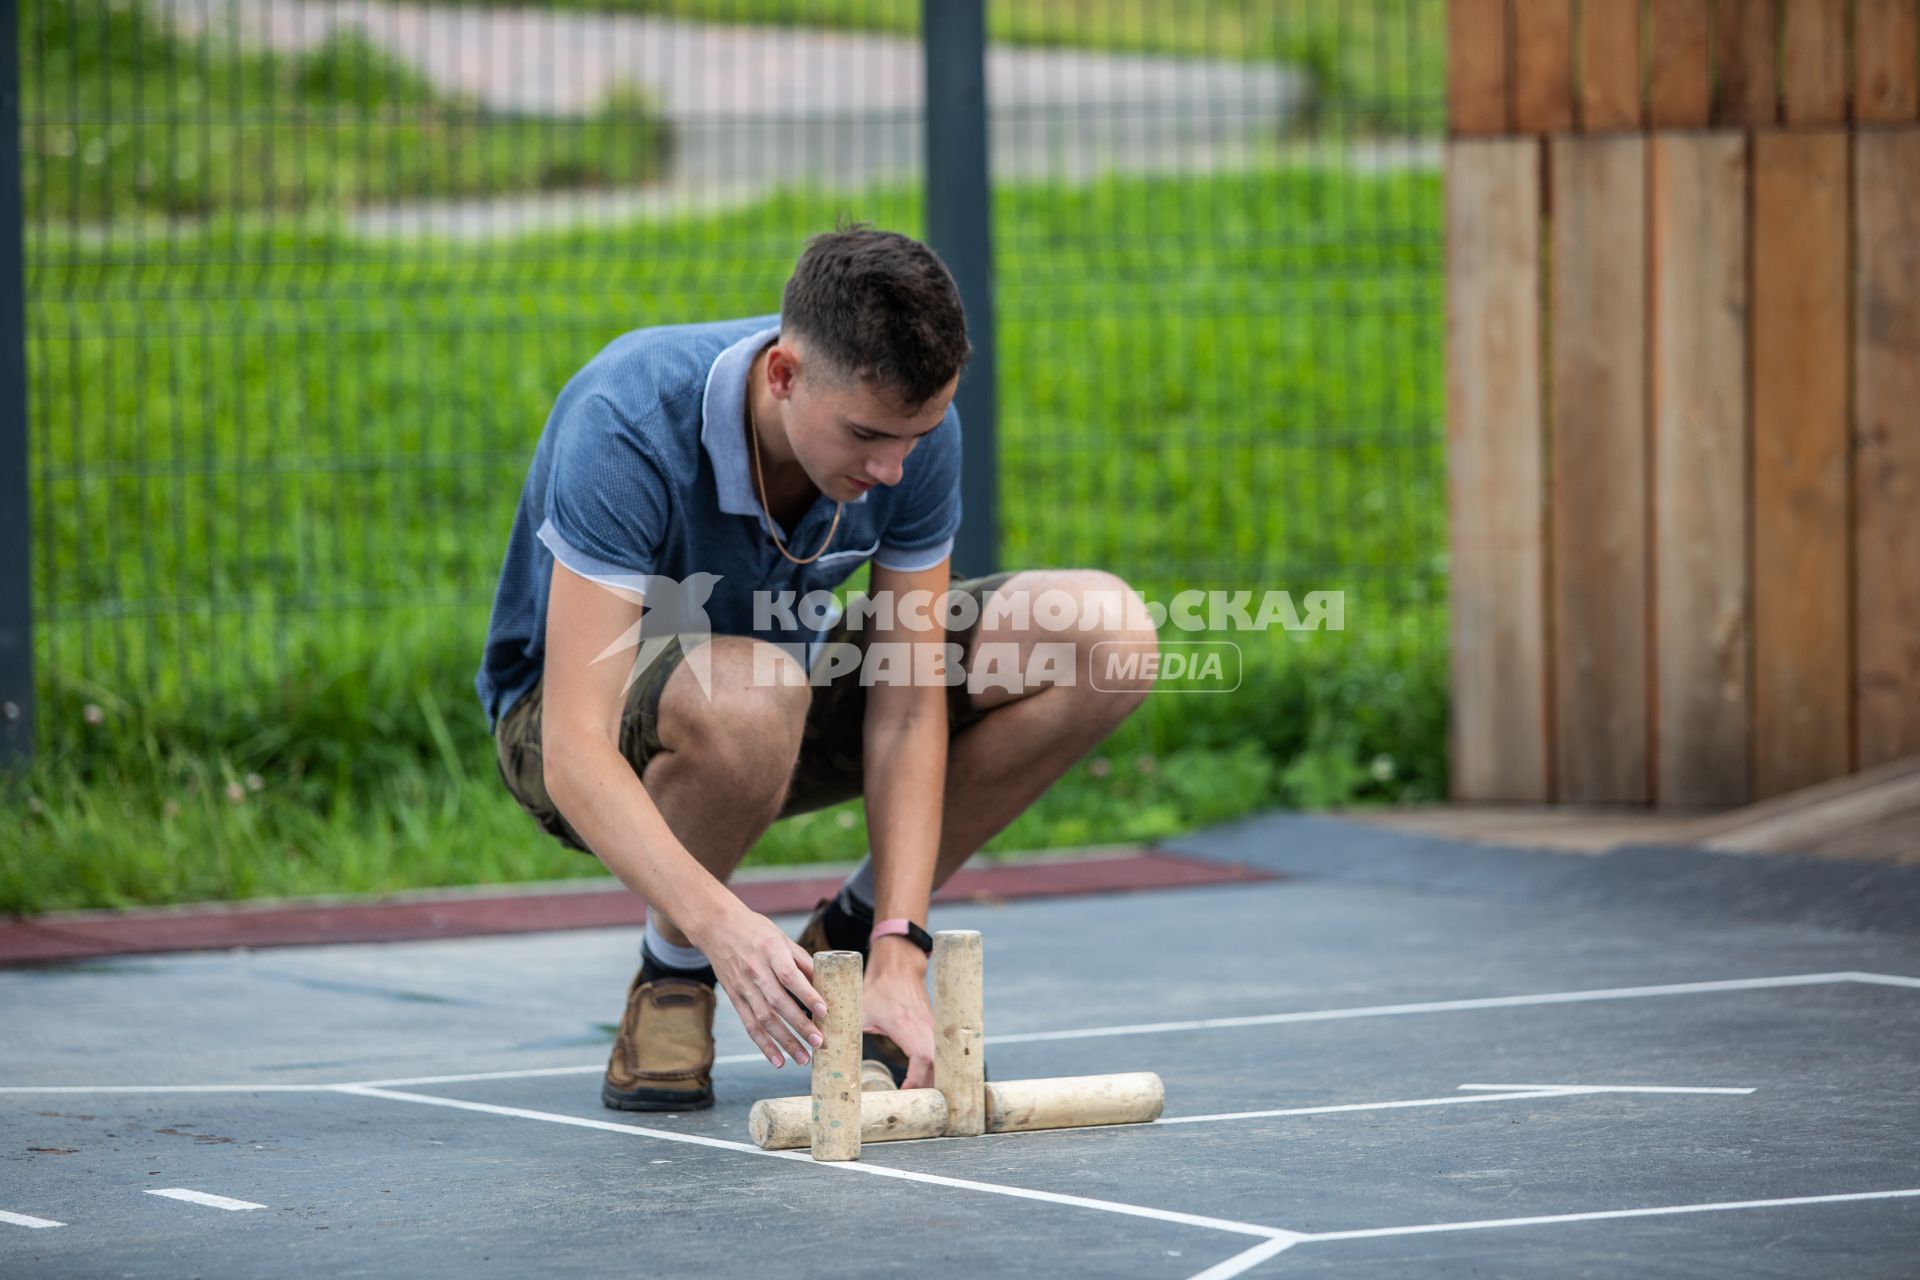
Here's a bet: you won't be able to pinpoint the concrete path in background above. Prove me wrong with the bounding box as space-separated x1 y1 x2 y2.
146 0 1331 239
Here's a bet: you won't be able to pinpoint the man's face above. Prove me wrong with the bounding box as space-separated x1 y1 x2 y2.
766 342 958 504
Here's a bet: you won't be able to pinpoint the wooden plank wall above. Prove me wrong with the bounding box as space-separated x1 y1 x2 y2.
1649 0 1713 128
1854 130 1920 767
1446 143 1549 802
1650 135 1750 807
1715 0 1779 126
1446 0 1920 806
1550 139 1649 804
1514 1 1574 133
1751 132 1853 798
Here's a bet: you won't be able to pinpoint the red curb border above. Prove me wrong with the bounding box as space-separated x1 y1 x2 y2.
0 850 1277 967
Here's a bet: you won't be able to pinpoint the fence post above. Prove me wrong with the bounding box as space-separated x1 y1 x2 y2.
923 0 999 577
0 0 32 768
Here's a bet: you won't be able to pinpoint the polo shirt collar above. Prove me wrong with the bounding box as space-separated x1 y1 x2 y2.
700 324 871 530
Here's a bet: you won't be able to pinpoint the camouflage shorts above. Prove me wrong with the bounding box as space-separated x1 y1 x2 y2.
494 571 1019 854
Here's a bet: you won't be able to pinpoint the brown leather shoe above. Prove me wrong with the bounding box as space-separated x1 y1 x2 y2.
795 898 910 1089
602 971 716 1111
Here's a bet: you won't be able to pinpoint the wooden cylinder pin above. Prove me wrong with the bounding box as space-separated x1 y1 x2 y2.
809 950 863 1162
933 929 985 1137
983 1072 1165 1134
750 1088 948 1150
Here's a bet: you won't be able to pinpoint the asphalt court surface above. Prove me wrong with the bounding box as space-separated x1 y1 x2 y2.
4 814 1918 1277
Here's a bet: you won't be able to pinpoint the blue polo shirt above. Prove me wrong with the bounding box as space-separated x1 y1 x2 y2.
475 316 962 729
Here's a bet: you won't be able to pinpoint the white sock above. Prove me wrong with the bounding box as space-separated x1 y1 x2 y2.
642 918 711 972
840 857 877 915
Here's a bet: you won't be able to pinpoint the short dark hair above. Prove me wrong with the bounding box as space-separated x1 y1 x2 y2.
781 223 971 409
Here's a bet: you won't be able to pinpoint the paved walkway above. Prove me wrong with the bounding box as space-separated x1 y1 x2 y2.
152 0 1315 239
160 0 1303 119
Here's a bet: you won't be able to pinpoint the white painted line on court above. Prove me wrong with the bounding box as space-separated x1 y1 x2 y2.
0 1057 770 1095
1186 1186 1920 1277
330 1085 777 1156
2 970 1912 1096
1181 1234 1301 1280
360 1053 774 1089
0 1209 65 1229
1297 1187 1920 1244
985 972 1876 1046
0 1083 335 1095
358 1065 605 1088
1017 1082 1755 1132
1156 1087 1607 1126
336 1084 1298 1243
806 1081 1754 1146
360 1052 776 1088
1844 971 1920 989
145 1188 266 1211
1457 1083 1757 1096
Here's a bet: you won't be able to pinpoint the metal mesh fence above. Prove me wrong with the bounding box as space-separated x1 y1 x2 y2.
18 0 1445 745
985 2 1446 682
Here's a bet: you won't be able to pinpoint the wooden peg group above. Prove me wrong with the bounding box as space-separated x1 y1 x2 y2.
747 929 1164 1161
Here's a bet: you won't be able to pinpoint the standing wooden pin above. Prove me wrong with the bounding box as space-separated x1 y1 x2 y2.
933 930 985 1137
809 950 863 1162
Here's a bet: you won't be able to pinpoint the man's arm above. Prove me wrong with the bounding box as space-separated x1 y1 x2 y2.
540 560 826 1070
856 556 954 1089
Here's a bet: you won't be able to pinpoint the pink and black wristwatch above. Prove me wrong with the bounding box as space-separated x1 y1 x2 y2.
869 918 934 954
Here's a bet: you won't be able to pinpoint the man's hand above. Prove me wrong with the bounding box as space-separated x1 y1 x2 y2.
693 904 828 1071
861 937 936 1089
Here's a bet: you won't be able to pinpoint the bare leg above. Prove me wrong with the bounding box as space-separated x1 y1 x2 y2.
639 637 809 948
930 570 1158 890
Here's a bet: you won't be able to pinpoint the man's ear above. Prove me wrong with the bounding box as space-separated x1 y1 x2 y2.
765 343 800 400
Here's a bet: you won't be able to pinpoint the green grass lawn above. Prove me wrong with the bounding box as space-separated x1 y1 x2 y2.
21 0 670 221
3 162 1447 915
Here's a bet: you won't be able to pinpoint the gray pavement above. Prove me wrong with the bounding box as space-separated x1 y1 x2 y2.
3 813 1918 1276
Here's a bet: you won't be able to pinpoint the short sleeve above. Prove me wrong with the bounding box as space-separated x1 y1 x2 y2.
538 391 673 588
873 403 962 572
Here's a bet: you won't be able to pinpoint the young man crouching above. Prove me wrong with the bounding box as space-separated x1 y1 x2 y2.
476 226 1157 1109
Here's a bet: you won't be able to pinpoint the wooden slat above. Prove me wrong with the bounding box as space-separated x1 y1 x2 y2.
1579 0 1643 130
1650 134 1752 807
1753 130 1852 797
1714 0 1780 126
1856 0 1920 123
1649 0 1713 127
1550 137 1649 804
1854 129 1920 766
1782 0 1850 124
1449 0 1510 134
1514 0 1574 132
1447 139 1549 802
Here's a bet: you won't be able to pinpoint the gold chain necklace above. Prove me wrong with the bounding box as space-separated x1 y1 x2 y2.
747 391 841 566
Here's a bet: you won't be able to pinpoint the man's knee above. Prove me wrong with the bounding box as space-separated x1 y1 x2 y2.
971 568 1158 706
656 638 810 792
1065 570 1158 704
